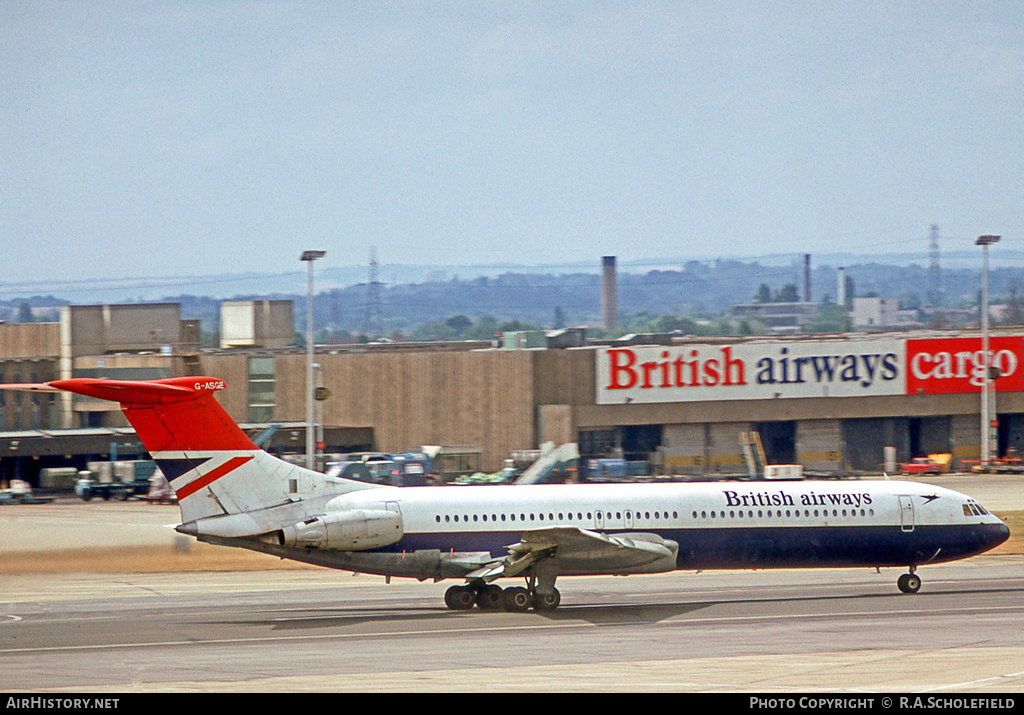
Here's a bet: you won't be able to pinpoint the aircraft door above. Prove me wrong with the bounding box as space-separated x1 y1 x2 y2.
899 496 915 532
594 510 605 530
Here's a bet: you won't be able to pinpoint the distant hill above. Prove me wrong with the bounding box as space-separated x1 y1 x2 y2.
3 250 1022 334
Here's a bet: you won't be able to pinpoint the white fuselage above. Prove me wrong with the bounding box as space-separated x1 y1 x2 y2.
316 478 1007 575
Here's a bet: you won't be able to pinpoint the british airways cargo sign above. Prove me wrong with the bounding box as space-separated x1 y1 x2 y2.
906 336 1024 394
596 336 1023 404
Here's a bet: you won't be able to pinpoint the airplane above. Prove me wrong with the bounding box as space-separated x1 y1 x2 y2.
6 376 1010 612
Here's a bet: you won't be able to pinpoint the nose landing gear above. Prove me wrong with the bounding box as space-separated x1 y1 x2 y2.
897 568 922 594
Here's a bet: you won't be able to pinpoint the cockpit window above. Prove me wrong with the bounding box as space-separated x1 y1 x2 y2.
963 501 990 516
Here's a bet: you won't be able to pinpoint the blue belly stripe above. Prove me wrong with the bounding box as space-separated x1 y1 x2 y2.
373 522 1008 570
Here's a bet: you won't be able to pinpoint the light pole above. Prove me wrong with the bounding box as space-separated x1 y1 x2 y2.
301 250 326 470
976 235 999 469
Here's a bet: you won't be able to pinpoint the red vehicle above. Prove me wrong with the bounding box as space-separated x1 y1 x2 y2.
900 457 944 475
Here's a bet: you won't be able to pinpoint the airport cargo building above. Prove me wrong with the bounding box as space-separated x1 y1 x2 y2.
1 302 1022 482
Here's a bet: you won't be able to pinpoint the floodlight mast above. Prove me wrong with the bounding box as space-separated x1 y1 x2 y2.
301 250 326 470
975 235 999 469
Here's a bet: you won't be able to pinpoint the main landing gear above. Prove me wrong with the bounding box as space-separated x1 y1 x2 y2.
444 580 561 613
897 567 922 594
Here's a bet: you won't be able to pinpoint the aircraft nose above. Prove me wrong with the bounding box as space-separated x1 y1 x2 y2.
988 520 1011 550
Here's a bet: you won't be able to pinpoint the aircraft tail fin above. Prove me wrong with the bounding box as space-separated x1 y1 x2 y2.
49 377 258 453
26 377 376 525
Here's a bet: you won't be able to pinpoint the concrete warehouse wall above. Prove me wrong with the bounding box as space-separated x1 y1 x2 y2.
262 350 536 471
0 323 60 359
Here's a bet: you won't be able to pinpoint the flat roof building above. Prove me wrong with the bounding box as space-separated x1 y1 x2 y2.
3 303 1023 486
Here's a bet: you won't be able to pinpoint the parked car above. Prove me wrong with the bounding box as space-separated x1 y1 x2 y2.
900 454 950 475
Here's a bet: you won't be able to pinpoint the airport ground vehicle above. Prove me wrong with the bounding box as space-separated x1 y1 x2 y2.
899 454 951 476
325 452 436 486
75 461 160 501
0 479 54 505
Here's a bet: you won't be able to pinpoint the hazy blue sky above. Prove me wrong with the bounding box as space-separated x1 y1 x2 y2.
3 1 1022 288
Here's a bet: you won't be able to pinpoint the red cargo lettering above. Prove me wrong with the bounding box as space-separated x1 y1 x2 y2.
906 337 1023 394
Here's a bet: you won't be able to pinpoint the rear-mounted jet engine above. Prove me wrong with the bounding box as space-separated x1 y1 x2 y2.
281 509 404 551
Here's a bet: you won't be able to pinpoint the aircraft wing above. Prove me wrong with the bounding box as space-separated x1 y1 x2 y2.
465 526 679 581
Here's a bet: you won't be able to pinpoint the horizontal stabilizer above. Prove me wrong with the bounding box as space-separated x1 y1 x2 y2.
0 383 61 392
50 377 226 404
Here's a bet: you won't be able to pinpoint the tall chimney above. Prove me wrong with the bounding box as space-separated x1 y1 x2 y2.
804 254 811 302
837 267 846 307
601 256 618 331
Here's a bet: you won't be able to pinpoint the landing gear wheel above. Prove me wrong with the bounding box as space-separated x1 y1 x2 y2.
502 586 533 613
897 573 922 594
444 585 476 610
476 584 504 610
533 588 561 611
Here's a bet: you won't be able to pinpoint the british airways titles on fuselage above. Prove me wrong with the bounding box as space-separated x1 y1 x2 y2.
722 488 873 509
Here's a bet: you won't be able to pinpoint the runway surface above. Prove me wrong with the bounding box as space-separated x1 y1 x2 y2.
2 558 1023 692
1 472 1022 693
